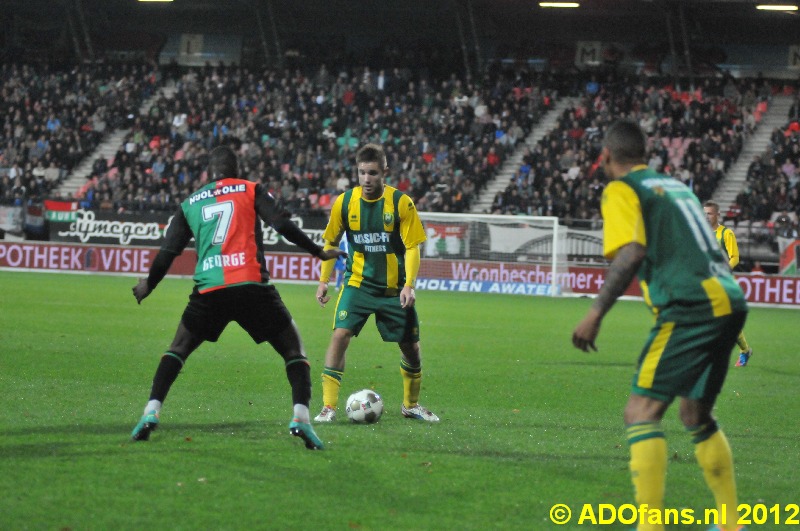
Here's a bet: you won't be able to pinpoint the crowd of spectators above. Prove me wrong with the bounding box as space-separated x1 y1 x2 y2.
0 61 160 205
72 62 555 216
731 94 800 240
489 73 765 229
4 59 799 249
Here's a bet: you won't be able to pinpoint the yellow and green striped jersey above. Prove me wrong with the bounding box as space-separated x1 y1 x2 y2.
602 166 747 322
713 224 739 269
323 185 426 296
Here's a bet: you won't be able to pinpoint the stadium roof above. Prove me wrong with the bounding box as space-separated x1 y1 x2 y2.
3 0 798 58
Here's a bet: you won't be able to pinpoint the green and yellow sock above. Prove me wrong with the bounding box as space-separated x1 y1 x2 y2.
626 422 667 531
400 359 421 408
321 366 343 410
691 422 739 531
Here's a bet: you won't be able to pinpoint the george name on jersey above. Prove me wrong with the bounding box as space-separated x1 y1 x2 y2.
189 184 246 205
202 252 247 271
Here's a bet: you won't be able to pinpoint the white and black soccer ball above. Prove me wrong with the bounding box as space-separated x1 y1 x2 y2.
345 389 384 424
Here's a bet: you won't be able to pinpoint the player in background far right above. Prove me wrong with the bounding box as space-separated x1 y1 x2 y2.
704 201 754 367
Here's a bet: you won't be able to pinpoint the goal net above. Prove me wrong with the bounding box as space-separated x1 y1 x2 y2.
417 212 575 297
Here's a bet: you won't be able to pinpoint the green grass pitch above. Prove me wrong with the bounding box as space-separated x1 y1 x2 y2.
1 271 798 530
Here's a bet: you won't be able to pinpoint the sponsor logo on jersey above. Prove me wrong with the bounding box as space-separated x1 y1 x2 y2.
641 177 686 192
352 232 391 245
189 184 247 205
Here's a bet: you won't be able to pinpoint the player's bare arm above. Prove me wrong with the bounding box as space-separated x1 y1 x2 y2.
132 250 176 304
400 286 416 308
133 210 191 305
572 242 646 352
256 185 346 261
592 242 646 317
316 239 346 307
132 278 152 304
316 282 330 307
318 248 347 261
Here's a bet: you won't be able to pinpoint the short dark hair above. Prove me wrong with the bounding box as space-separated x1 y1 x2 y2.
356 143 388 170
604 120 647 165
208 145 239 180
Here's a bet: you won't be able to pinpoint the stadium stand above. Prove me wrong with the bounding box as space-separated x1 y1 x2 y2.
1 58 797 270
484 73 763 227
50 63 555 215
0 62 160 205
735 100 800 235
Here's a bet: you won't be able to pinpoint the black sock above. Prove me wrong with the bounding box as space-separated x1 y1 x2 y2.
285 358 311 407
149 352 185 402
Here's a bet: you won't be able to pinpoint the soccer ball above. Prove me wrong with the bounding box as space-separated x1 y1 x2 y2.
345 389 384 424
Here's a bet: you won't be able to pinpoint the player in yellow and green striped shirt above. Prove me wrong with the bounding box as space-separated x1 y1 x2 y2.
704 200 754 367
313 143 439 423
572 121 748 531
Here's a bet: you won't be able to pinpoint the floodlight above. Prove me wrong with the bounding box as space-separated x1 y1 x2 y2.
755 4 798 11
539 2 580 7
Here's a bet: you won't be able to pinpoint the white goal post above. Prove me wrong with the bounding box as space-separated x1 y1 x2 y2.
417 212 589 297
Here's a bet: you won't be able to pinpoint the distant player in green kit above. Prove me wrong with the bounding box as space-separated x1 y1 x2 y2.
313 143 439 423
130 145 345 450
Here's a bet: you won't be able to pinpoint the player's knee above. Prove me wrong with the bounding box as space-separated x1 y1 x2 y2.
170 322 203 354
167 341 195 359
273 341 306 363
623 394 667 424
680 413 713 431
331 328 354 346
282 353 309 366
678 404 714 429
399 341 421 364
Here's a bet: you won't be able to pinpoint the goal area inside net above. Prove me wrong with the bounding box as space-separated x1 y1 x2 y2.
417 212 603 297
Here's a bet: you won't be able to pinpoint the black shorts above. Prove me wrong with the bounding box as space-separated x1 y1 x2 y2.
181 283 293 343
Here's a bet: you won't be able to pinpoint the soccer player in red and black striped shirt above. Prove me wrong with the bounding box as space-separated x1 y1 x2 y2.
130 145 345 450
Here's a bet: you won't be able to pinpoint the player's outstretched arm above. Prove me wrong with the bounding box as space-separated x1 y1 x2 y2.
316 242 345 307
256 187 345 261
270 214 346 261
132 209 190 305
318 246 347 261
132 249 178 304
132 278 152 304
572 242 645 352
